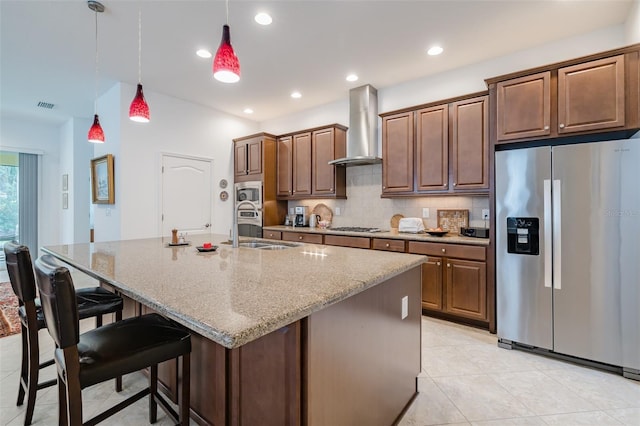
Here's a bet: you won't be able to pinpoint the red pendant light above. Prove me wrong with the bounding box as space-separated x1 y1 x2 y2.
88 114 105 143
129 8 150 122
87 1 105 143
213 0 240 83
129 83 150 122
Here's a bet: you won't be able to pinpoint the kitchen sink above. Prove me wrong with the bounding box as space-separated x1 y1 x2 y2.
221 240 302 250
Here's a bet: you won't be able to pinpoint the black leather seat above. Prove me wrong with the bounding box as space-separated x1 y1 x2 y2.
3 242 123 426
34 254 191 426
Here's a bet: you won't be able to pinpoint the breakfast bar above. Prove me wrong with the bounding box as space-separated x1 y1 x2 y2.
42 234 425 426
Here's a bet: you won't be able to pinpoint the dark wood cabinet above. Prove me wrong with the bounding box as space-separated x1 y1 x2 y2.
496 71 551 141
282 231 323 244
277 124 347 200
324 234 370 249
408 241 488 323
381 92 489 197
292 132 312 197
371 238 405 252
276 136 293 197
416 105 448 192
234 135 264 181
450 95 489 191
557 55 625 134
382 111 414 194
490 47 640 144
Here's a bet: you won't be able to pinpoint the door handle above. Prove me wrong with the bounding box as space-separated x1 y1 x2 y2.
553 179 562 290
204 223 211 228
544 179 552 288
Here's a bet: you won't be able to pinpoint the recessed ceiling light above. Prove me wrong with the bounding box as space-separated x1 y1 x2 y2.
291 91 302 99
254 12 272 25
427 46 444 56
346 74 359 82
243 108 254 114
196 49 212 58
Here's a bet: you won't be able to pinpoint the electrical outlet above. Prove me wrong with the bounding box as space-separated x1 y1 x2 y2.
106 208 111 217
401 296 408 319
422 208 430 218
482 209 490 220
289 208 294 215
335 207 341 216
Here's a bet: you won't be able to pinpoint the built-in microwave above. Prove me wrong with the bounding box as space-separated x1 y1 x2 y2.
235 181 262 205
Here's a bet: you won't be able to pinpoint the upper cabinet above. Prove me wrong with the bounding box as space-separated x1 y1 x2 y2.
489 45 640 144
234 133 276 182
381 92 489 197
277 124 347 200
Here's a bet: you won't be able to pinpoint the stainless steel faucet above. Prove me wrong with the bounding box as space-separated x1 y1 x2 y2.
232 200 258 248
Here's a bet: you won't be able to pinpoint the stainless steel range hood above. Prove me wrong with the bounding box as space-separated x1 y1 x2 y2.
329 84 381 166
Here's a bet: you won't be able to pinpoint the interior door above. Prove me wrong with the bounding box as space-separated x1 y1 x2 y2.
161 154 212 237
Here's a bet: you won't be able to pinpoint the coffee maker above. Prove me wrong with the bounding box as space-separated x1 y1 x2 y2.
294 206 308 227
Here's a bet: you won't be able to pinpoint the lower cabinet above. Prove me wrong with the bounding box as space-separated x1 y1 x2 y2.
282 231 323 244
408 241 487 322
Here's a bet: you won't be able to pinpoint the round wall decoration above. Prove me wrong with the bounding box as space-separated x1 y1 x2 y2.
219 179 228 189
220 190 229 201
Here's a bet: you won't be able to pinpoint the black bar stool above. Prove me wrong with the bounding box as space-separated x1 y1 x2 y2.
3 242 124 425
34 254 191 425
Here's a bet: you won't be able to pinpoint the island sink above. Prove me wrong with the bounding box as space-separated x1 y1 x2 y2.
221 240 303 250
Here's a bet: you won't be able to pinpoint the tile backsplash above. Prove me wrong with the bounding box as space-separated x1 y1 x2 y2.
288 164 490 230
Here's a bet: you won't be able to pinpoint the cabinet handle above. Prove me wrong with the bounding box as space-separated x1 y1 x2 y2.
437 261 441 266
383 186 386 189
559 123 565 129
453 183 457 187
441 248 446 253
447 263 451 268
299 236 303 240
544 125 550 130
443 184 447 187
385 243 390 248
330 188 333 191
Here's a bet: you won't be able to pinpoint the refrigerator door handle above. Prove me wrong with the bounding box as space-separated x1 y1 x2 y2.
544 179 552 288
553 179 562 290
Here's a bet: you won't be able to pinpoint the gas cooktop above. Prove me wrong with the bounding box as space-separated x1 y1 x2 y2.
329 226 383 233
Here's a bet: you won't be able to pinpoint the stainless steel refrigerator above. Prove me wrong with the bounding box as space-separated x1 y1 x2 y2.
496 137 640 380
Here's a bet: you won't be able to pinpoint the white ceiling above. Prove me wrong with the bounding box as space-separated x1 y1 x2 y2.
0 0 634 124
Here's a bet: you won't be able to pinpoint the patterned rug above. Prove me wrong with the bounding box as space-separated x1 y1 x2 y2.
0 281 20 337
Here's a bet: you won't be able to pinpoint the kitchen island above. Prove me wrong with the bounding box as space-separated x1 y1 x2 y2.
42 234 425 426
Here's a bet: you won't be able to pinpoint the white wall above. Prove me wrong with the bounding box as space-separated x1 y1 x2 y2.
259 25 627 229
626 0 640 43
92 82 259 242
0 113 62 251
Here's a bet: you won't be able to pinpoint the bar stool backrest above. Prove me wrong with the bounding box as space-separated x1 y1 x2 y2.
34 255 80 349
3 241 37 305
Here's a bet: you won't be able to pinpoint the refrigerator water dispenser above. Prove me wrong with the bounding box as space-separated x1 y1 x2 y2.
507 217 539 255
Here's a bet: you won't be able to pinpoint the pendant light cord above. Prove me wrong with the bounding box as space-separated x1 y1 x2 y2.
138 7 142 84
225 0 229 24
94 9 99 114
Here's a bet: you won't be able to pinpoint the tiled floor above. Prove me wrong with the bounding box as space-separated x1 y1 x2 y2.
1 278 638 425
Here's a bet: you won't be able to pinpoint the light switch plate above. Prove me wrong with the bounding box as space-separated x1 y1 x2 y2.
335 207 341 216
422 208 430 218
482 209 490 220
401 296 408 319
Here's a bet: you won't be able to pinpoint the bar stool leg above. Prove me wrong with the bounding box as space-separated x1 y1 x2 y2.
57 375 67 426
149 365 158 423
115 310 123 392
180 354 191 426
23 325 40 425
17 324 28 406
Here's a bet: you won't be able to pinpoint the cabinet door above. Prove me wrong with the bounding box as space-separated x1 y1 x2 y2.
558 55 625 134
382 112 414 193
247 138 262 177
421 257 443 311
444 258 486 321
416 105 448 191
496 71 551 141
451 95 489 191
234 142 248 177
312 128 335 195
292 132 312 196
277 136 293 198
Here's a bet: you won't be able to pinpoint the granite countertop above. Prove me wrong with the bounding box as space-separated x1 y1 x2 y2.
42 234 425 349
264 225 490 246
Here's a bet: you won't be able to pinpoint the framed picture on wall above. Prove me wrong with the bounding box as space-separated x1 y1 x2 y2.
91 154 115 204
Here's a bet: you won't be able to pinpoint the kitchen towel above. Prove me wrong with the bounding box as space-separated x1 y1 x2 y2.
398 218 425 233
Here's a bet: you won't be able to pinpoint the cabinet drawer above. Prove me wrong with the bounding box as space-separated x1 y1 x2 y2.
371 238 406 252
408 241 485 261
263 230 282 240
282 232 323 244
324 235 370 249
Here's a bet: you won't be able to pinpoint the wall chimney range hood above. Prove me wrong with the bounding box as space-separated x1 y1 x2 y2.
329 84 381 166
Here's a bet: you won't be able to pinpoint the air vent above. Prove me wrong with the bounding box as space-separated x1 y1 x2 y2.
37 101 55 109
